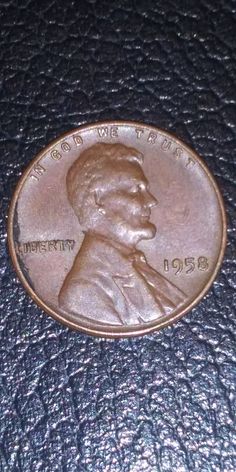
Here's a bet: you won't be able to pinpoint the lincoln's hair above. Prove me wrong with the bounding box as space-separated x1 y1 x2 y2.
66 143 144 228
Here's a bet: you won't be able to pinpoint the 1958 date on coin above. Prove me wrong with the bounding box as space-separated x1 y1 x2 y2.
164 256 209 275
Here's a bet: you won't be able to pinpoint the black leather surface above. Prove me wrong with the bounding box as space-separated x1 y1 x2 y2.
1 1 236 471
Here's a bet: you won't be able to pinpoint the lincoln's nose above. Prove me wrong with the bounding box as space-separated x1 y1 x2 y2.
147 191 158 208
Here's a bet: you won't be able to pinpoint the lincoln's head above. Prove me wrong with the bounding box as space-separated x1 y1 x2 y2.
66 143 157 248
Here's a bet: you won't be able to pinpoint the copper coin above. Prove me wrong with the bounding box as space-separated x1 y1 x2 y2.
8 121 227 337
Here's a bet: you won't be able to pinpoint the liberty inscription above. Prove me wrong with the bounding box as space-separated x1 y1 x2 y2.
17 239 75 255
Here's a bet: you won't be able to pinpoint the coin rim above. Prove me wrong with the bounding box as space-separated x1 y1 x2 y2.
7 121 227 338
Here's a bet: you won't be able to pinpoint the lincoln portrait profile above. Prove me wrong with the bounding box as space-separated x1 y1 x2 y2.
59 143 186 325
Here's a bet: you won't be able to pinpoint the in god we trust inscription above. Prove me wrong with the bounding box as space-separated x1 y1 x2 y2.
8 122 226 337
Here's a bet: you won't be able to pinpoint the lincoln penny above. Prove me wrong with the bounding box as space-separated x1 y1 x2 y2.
8 121 227 337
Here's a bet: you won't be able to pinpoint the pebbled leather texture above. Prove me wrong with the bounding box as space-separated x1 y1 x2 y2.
0 1 236 471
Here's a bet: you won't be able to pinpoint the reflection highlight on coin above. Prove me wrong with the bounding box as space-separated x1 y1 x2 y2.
8 121 227 337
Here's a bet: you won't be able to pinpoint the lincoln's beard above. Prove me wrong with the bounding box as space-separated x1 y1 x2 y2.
105 219 157 249
84 212 157 249
138 221 156 239
129 221 156 246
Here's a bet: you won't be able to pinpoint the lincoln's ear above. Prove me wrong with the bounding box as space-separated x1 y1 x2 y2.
94 190 106 215
94 189 102 207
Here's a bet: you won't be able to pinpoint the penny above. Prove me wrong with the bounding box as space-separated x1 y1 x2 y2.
8 121 227 337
